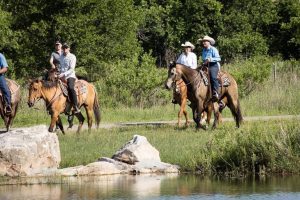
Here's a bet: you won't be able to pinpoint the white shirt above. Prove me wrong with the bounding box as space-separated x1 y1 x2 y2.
176 52 197 69
59 52 76 79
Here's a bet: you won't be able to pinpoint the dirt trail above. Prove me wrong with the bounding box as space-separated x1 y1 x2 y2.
68 114 300 131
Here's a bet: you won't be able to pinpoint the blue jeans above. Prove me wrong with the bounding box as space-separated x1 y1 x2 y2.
0 75 11 106
209 62 219 95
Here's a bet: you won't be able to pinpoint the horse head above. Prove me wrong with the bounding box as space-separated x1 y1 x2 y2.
27 78 43 107
165 62 182 90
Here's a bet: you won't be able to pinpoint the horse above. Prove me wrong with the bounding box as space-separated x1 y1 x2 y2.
27 78 101 133
165 64 242 129
0 79 21 131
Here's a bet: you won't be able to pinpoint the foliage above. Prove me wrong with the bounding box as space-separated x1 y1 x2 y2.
225 56 274 97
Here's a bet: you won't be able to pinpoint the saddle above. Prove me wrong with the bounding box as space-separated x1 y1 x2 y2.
200 68 231 87
58 79 88 103
0 79 20 102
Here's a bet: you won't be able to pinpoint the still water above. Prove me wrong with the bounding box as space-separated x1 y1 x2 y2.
0 174 299 200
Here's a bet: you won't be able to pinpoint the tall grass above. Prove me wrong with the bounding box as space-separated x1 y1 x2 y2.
58 119 300 176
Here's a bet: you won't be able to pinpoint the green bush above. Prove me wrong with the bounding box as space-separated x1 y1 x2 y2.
224 56 273 97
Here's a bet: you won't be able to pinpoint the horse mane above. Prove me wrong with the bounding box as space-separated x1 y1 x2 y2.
41 80 58 89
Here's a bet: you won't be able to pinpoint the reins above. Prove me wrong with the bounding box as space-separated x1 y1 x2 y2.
172 70 202 89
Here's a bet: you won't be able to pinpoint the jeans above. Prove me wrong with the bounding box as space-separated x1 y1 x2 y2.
67 78 78 107
0 75 11 106
209 62 219 95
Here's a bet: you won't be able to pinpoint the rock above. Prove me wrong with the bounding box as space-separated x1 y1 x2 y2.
0 125 60 177
112 135 161 164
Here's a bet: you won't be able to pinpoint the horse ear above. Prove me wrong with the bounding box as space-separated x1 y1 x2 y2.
169 61 176 69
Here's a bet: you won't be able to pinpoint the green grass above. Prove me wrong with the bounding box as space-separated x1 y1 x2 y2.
58 119 300 176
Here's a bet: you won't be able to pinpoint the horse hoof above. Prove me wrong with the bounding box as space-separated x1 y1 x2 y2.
48 127 54 132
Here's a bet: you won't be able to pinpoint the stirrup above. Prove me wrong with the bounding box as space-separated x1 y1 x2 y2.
5 105 12 115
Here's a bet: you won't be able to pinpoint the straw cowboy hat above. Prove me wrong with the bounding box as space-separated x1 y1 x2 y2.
181 41 195 50
198 36 215 45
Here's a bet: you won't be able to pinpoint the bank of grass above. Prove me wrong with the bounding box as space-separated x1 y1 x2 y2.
58 119 300 175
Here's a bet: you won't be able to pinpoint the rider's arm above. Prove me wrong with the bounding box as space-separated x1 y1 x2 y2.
0 54 8 74
62 54 76 77
210 47 221 62
49 53 56 69
192 53 197 69
0 67 8 74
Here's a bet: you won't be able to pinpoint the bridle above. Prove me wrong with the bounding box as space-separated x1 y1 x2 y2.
171 68 201 89
30 82 63 110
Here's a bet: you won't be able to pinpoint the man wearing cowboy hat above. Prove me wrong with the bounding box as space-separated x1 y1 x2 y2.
176 41 197 69
58 42 80 114
199 35 221 102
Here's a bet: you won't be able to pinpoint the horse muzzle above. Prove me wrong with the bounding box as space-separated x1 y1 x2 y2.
27 101 34 107
165 80 173 90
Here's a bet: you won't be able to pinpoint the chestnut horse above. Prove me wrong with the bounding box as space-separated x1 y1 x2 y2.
28 78 100 133
166 64 242 129
0 79 21 131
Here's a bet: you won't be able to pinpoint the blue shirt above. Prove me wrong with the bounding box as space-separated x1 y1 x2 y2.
0 53 8 69
202 46 221 63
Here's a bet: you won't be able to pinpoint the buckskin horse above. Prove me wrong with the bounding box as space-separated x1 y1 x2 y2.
0 79 20 131
165 64 242 129
27 78 101 134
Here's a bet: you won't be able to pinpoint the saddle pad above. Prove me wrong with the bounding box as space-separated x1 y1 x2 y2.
0 79 20 102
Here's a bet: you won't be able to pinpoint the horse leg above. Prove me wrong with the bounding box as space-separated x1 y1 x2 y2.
85 106 93 133
75 112 85 134
206 105 213 125
57 116 65 135
196 102 206 130
67 114 74 129
212 102 220 129
49 112 59 132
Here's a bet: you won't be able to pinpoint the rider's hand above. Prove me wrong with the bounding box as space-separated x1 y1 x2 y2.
58 74 65 78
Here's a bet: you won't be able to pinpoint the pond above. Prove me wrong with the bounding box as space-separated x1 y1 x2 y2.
0 174 299 200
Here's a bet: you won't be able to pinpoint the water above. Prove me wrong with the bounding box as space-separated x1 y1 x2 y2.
0 174 299 200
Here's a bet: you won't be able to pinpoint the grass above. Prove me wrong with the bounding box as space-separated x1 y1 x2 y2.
58 119 300 176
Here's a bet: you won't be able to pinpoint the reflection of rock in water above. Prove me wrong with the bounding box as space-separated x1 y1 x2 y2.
0 184 62 200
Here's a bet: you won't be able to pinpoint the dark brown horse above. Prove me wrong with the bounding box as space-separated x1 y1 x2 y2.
28 78 101 133
165 64 242 129
0 79 21 131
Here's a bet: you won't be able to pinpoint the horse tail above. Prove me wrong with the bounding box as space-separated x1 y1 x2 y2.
93 88 101 128
235 99 243 127
227 94 243 128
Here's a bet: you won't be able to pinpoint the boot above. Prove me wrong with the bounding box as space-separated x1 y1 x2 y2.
74 105 81 114
211 91 219 102
5 105 12 116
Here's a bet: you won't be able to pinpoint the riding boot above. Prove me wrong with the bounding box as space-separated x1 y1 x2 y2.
211 90 219 102
5 104 12 115
74 105 81 114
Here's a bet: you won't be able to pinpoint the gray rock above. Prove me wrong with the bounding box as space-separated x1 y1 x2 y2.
0 125 60 177
112 135 161 164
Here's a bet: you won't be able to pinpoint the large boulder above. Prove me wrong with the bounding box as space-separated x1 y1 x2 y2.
0 125 60 177
112 135 161 164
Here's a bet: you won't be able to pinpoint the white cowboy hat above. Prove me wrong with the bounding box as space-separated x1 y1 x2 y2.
181 41 195 50
198 36 215 45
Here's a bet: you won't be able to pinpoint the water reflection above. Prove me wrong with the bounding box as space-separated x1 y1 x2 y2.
0 174 300 200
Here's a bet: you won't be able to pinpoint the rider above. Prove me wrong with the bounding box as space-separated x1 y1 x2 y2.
172 41 197 104
50 40 63 70
199 36 221 102
58 43 81 114
176 41 197 69
0 53 12 115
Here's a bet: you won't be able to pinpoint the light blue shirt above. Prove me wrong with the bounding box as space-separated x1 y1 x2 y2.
0 53 8 69
202 46 221 63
